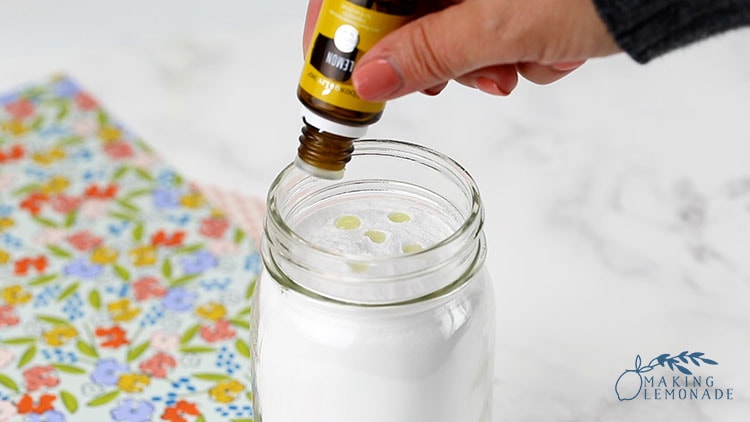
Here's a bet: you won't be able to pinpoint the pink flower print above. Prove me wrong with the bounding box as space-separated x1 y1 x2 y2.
0 173 14 191
75 92 98 110
67 230 103 252
131 152 159 170
49 194 82 214
0 348 14 369
199 217 230 239
34 228 69 247
199 319 236 343
103 140 134 160
22 365 60 392
207 240 240 257
79 199 109 219
138 352 177 378
72 118 97 136
0 305 20 328
132 277 167 301
4 98 35 120
0 400 18 422
149 331 179 353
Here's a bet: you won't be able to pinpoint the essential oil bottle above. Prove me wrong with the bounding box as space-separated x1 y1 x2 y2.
296 0 416 179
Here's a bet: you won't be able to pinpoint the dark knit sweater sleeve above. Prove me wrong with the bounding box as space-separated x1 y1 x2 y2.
592 0 750 63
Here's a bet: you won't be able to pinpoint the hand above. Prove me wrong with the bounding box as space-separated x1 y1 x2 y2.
303 0 621 100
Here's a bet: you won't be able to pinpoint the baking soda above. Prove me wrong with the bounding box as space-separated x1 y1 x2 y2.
253 196 494 421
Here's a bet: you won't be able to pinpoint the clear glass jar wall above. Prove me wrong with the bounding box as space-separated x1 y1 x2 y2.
250 140 495 422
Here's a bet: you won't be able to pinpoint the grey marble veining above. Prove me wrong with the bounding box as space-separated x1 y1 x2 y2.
1 13 749 421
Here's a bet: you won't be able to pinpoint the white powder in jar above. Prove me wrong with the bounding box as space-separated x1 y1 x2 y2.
252 199 494 421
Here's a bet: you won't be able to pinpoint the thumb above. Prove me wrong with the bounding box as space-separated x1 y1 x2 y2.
353 1 506 101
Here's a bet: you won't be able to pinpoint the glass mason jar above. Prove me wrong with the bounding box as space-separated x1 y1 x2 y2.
250 140 494 422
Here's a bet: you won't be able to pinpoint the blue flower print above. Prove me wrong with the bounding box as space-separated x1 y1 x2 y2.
180 250 218 275
91 358 129 386
152 188 181 209
63 258 104 279
52 78 80 98
110 399 155 422
162 287 197 312
27 410 66 422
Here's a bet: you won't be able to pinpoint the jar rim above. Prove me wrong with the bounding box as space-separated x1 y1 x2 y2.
266 139 484 263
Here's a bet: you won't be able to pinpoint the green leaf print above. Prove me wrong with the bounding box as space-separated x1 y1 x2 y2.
235 339 251 359
33 216 60 228
169 274 200 288
191 373 233 382
64 211 77 228
162 259 173 279
51 363 87 374
132 222 145 242
127 341 151 363
180 324 201 345
17 344 37 368
76 340 99 358
29 273 59 286
113 264 131 282
89 289 102 310
0 374 20 393
60 390 79 413
37 315 70 325
47 245 73 258
56 282 80 302
1 337 37 345
112 165 130 181
179 346 215 354
87 390 120 407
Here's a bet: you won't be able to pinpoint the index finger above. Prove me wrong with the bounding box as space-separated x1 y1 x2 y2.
303 0 324 57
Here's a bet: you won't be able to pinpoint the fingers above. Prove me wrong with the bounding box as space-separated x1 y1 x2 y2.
303 0 324 57
516 61 586 85
454 65 519 96
353 1 500 101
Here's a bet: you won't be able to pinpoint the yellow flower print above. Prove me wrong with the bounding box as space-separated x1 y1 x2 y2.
32 147 66 166
130 245 157 266
0 248 10 265
107 298 141 322
180 192 205 209
117 373 150 393
0 217 14 233
91 246 119 265
108 298 141 322
1 120 26 135
209 380 245 403
40 175 70 195
43 326 78 347
2 285 32 305
98 126 122 142
196 302 226 322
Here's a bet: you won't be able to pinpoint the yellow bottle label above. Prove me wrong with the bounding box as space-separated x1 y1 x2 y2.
300 0 411 113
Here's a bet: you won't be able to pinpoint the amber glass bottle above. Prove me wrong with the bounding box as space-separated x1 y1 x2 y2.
296 0 416 179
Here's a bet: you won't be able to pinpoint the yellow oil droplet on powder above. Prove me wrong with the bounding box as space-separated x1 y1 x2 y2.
388 212 411 223
348 262 370 273
364 230 386 243
335 215 361 230
402 244 423 254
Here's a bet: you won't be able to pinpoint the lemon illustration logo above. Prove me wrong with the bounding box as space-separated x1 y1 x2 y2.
615 351 718 401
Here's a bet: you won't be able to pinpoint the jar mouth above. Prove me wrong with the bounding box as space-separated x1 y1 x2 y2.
266 140 483 263
263 139 486 305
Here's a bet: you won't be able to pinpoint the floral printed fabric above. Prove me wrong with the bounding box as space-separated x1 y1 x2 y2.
0 76 260 421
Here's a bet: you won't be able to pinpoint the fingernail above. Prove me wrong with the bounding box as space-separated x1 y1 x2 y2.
421 82 447 96
475 77 510 96
353 59 403 101
552 61 586 71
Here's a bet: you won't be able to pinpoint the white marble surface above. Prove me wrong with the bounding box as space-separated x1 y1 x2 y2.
2 3 750 421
